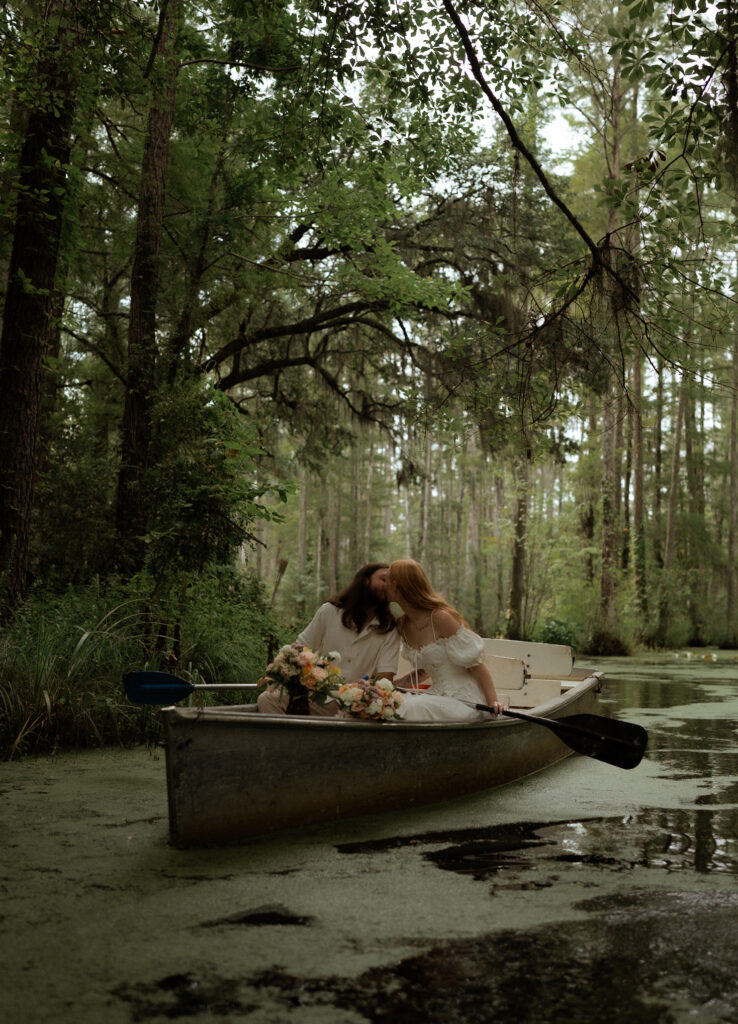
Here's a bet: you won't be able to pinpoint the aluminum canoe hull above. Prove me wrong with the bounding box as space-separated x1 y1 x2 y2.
161 672 601 846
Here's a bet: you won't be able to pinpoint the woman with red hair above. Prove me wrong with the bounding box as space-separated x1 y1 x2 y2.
387 559 504 721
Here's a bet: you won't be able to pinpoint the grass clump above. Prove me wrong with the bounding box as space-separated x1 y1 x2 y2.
0 568 283 759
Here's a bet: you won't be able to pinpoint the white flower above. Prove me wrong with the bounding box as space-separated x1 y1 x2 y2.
328 650 342 663
375 678 393 693
339 685 364 705
366 700 382 716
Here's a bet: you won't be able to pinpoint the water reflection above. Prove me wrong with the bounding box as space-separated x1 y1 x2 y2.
334 655 738 882
241 888 738 1024
338 807 738 879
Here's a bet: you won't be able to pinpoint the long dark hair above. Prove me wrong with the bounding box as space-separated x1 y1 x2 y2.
329 562 396 634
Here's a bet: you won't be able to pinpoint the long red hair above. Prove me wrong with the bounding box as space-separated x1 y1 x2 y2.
389 559 465 625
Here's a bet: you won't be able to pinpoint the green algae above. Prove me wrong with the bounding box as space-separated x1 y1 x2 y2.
2 655 738 1022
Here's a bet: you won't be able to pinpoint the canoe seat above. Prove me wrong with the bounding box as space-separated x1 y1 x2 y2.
499 678 563 709
485 653 527 690
483 638 573 678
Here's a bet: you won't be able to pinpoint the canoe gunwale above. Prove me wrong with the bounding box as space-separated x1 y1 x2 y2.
161 670 602 732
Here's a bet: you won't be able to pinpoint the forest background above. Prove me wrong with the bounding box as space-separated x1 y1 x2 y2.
2 0 738 756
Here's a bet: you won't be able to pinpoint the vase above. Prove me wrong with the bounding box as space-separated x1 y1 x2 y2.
286 694 310 716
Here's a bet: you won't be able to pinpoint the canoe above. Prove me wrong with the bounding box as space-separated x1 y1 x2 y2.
161 640 603 846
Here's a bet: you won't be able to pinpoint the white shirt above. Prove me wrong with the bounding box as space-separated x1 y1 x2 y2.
296 602 400 682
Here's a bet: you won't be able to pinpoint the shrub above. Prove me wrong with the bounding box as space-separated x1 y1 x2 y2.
536 617 578 648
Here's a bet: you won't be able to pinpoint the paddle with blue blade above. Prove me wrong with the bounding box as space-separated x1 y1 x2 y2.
124 670 257 706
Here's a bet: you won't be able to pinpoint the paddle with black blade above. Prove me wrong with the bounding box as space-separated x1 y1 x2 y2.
462 700 648 770
123 670 258 706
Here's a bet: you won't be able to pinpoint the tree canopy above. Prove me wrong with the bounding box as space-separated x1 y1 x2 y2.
2 0 738 657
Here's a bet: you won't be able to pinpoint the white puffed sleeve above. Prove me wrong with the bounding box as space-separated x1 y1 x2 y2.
444 627 485 668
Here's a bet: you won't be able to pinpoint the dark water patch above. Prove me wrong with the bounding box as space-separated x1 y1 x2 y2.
424 837 552 878
341 811 738 880
243 890 738 1022
113 973 252 1020
200 904 314 928
423 818 646 880
336 818 596 856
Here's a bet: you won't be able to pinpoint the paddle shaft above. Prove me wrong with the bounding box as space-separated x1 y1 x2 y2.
123 670 257 705
190 684 257 691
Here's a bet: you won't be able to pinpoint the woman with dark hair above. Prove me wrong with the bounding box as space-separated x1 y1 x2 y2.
257 563 400 715
387 558 504 722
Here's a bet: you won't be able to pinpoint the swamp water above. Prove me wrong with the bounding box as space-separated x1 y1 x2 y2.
2 654 738 1023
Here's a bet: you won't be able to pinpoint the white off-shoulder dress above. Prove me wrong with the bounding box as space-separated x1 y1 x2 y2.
398 623 490 722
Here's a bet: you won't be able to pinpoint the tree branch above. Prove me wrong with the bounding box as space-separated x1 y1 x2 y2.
203 300 390 372
441 0 601 262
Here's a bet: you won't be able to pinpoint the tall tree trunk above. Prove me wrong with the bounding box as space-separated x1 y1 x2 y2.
115 0 181 572
417 437 432 562
505 454 529 640
0 9 78 613
655 375 686 645
466 434 483 630
653 356 665 569
683 381 706 643
599 381 620 641
631 349 648 634
494 472 505 626
297 466 308 620
595 59 625 650
350 446 361 569
363 437 375 563
327 478 338 595
621 388 631 571
315 515 323 605
727 300 738 646
453 441 467 606
168 67 234 379
580 402 597 583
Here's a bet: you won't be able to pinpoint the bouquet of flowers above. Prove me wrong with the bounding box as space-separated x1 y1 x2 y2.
335 676 404 721
259 644 342 708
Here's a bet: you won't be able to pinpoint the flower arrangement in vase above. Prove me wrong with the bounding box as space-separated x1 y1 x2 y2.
259 644 342 714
